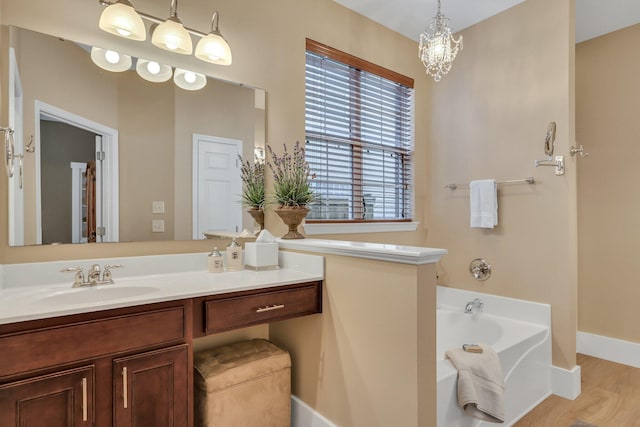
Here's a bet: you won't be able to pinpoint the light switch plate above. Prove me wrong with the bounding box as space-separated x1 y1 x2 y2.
152 219 165 233
152 201 165 214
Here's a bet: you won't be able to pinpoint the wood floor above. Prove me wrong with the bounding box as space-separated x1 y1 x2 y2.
514 354 640 427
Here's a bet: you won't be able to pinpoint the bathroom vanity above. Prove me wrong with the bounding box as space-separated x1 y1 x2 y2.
0 252 323 426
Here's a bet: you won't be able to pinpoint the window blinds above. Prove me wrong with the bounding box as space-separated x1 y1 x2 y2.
305 41 414 222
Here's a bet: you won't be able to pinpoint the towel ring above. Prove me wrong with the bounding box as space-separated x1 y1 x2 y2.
1 127 15 178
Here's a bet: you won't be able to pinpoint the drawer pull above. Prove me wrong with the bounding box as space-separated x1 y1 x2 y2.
81 377 88 421
122 367 128 409
256 304 285 313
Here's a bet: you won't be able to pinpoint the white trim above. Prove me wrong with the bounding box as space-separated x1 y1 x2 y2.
277 238 447 265
34 101 119 243
577 331 640 368
8 48 24 246
551 364 581 400
303 221 419 235
291 395 337 427
70 162 88 244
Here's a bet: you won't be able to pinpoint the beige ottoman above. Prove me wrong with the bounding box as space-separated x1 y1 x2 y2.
194 339 291 427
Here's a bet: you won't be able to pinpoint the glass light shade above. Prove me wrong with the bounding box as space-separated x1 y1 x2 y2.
173 68 207 91
195 32 232 65
98 0 146 41
136 59 172 82
151 18 193 55
90 47 132 72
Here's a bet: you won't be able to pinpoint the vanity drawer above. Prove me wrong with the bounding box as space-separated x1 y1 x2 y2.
0 305 185 380
204 282 322 334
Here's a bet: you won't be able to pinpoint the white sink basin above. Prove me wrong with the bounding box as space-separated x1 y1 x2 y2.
34 286 159 306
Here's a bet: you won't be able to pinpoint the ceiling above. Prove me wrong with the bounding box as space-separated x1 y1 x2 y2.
335 0 640 44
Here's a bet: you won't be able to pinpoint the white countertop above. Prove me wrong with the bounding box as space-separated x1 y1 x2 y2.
277 238 447 265
0 238 447 326
0 252 323 325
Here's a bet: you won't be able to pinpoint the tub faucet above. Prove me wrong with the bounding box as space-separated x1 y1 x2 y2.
464 298 484 314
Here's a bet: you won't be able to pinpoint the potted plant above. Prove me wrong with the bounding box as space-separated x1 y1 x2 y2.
267 141 314 239
238 154 265 234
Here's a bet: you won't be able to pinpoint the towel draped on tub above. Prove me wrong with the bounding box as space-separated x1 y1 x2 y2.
445 344 505 423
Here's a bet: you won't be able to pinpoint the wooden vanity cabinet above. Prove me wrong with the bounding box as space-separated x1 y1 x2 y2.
0 300 191 427
0 279 322 427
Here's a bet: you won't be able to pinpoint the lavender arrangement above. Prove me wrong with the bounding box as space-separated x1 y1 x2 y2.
238 154 265 210
267 141 314 207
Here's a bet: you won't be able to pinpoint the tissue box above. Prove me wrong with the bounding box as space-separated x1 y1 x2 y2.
244 242 279 270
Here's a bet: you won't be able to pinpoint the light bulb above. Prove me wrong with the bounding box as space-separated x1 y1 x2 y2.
184 72 196 84
105 50 120 64
116 27 132 37
173 68 206 90
146 61 161 75
165 38 179 51
195 31 232 65
98 0 146 41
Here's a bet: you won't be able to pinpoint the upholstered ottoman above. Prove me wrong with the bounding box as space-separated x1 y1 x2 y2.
194 339 291 427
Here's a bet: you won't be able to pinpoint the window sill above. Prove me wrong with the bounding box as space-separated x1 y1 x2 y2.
303 221 419 235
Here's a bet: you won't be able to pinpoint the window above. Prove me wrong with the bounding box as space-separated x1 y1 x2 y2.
305 39 414 224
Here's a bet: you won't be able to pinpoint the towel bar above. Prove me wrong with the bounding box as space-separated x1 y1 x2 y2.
445 177 535 190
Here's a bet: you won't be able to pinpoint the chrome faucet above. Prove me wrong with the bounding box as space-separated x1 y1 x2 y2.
88 264 102 284
61 264 123 287
464 298 484 314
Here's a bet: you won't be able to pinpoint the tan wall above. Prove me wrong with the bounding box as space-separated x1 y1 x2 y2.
270 255 437 427
117 73 175 241
576 24 640 344
426 0 577 369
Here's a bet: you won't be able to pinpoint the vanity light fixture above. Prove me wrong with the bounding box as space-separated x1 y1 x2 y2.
136 58 173 82
418 0 462 82
90 47 132 72
151 0 193 55
173 68 207 91
195 11 232 65
98 0 146 41
98 0 232 65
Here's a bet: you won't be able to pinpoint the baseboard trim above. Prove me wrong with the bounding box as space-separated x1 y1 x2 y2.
577 331 640 368
551 364 581 400
291 395 337 427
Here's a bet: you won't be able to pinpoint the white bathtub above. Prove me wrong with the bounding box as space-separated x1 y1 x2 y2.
437 286 551 427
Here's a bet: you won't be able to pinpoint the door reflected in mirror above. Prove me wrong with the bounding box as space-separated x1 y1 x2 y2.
5 25 266 247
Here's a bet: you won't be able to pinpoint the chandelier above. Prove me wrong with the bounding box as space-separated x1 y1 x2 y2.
418 0 463 82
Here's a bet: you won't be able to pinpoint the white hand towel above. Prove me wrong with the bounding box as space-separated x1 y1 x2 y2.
445 344 505 423
470 179 497 228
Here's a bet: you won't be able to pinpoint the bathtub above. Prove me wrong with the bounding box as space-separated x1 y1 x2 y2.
437 286 551 427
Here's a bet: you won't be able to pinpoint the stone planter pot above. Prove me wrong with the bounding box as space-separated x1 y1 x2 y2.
247 208 265 235
274 207 310 239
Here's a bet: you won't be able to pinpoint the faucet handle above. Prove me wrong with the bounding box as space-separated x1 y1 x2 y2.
102 264 123 283
61 266 85 287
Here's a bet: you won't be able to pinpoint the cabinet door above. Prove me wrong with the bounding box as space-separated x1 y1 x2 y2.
0 365 94 427
113 344 188 427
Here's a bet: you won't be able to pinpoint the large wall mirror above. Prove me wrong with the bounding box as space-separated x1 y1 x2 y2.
3 25 266 247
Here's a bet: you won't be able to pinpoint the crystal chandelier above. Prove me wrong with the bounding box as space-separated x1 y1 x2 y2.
418 0 463 82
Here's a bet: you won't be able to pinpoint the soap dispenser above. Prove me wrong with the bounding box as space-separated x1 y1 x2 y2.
226 238 243 271
208 247 224 273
